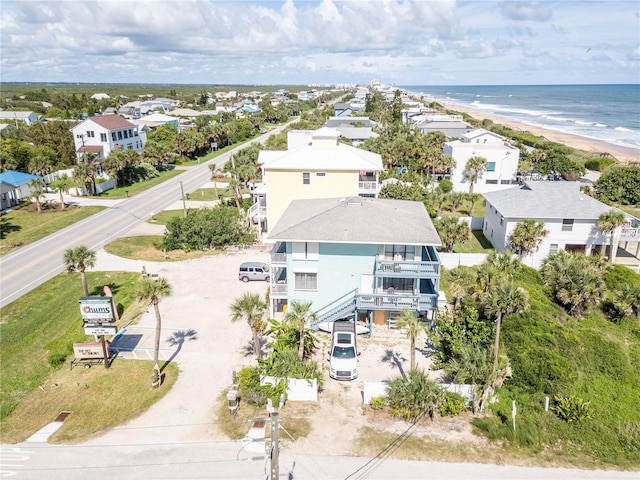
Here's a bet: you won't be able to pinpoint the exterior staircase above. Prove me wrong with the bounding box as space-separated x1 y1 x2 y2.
312 289 358 326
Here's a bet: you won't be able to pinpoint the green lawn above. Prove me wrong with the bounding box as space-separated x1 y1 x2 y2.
97 169 184 198
0 205 105 256
148 210 182 225
0 271 142 421
453 229 494 254
619 205 640 218
104 235 224 262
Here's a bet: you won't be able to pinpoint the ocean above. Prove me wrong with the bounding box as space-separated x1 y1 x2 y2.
401 84 640 151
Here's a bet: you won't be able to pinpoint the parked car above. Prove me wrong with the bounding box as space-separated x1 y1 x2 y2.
238 262 270 282
329 321 359 381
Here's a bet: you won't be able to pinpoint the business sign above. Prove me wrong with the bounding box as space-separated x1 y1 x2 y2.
73 342 109 360
84 325 117 336
79 297 114 323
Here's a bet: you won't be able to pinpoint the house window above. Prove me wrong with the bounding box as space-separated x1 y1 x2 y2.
111 132 117 141
303 172 310 185
500 179 511 184
86 130 95 138
487 162 496 172
562 219 574 231
384 245 415 261
100 133 107 142
486 180 498 184
292 242 319 260
294 272 317 290
117 131 123 140
123 130 129 139
316 172 326 177
500 217 504 226
550 244 559 254
382 278 413 294
129 129 133 137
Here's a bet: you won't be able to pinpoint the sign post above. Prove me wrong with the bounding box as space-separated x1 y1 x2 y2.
79 296 116 369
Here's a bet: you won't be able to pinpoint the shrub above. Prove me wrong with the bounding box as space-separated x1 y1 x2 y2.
438 179 453 194
236 366 287 407
552 394 595 423
440 391 466 417
386 369 444 421
584 157 615 172
370 396 387 410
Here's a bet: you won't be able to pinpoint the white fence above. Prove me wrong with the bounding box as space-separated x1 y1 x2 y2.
261 375 318 402
439 252 489 269
363 381 476 407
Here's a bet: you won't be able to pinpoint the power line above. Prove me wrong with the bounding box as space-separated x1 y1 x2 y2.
343 411 426 480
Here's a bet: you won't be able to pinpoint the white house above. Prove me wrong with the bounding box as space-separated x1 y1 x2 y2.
482 181 639 267
444 129 520 193
71 114 146 163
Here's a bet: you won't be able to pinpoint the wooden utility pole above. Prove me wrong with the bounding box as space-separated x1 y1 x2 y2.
270 411 279 480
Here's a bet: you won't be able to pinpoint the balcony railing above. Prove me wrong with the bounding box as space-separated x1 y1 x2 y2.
270 252 287 265
358 181 378 192
269 282 287 298
620 226 640 241
355 292 437 311
375 258 440 277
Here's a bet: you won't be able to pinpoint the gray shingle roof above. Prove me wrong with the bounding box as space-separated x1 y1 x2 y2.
483 181 612 219
268 197 441 246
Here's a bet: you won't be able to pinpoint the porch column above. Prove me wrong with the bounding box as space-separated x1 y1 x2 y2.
585 243 593 256
611 228 622 263
635 242 640 258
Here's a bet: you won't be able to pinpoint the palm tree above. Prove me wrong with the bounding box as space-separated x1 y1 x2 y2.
598 210 626 261
63 246 96 296
208 165 225 201
135 277 171 387
434 216 470 252
507 219 549 257
27 179 45 213
541 251 606 318
49 174 71 211
283 300 317 360
613 284 640 320
485 251 521 278
483 282 529 367
462 156 488 195
230 292 267 359
395 310 426 370
445 267 472 310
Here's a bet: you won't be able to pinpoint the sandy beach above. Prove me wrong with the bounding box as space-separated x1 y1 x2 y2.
445 102 640 164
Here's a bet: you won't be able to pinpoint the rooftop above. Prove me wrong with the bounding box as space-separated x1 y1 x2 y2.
483 181 614 220
268 196 441 246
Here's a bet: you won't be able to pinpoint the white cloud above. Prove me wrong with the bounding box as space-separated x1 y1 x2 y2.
0 0 637 85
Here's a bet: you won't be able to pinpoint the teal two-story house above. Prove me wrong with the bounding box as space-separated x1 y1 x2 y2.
266 197 442 329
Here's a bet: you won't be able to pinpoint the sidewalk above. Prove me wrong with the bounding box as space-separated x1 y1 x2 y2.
42 192 124 207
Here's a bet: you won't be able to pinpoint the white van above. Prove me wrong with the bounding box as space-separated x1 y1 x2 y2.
238 262 270 282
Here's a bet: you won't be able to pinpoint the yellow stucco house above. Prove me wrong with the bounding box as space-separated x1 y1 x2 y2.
250 127 384 235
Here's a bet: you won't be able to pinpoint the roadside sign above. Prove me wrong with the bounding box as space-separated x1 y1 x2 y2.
79 297 115 323
83 325 117 336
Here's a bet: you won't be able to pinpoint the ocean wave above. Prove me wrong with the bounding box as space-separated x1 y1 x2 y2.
615 126 634 132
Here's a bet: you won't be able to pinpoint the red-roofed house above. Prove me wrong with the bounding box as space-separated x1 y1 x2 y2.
70 114 147 162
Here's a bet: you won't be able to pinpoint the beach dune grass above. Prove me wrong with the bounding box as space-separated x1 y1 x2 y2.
0 205 104 256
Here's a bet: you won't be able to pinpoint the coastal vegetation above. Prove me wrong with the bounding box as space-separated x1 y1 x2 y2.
435 258 640 468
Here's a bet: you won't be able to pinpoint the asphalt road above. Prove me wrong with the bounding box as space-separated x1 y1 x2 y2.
0 125 290 309
2 443 637 480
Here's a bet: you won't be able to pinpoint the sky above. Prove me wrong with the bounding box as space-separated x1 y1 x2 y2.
1 0 639 86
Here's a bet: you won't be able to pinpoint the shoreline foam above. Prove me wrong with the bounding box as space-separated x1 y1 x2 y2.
444 102 640 164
